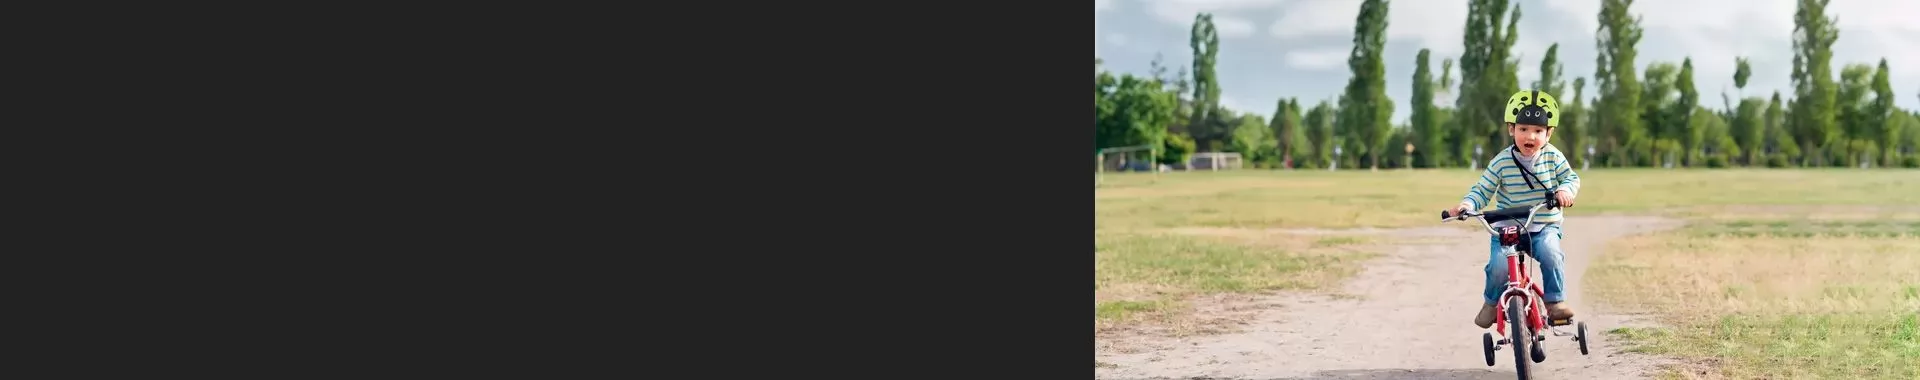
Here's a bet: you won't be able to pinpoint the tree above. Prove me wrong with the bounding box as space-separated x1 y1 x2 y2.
1230 112 1278 166
1871 59 1897 166
1162 134 1197 166
1306 100 1338 167
1412 48 1441 167
1675 58 1700 166
1535 43 1565 97
1563 77 1587 164
1150 54 1194 138
1094 74 1180 157
1768 91 1801 163
1165 72 1195 138
1731 57 1758 166
1339 0 1394 170
1535 44 1570 162
1789 0 1839 166
1898 110 1920 166
1837 63 1875 165
1593 0 1644 167
1687 107 1733 166
1735 97 1767 166
1188 13 1224 151
1269 97 1307 168
1734 56 1752 93
1640 61 1678 166
1436 57 1457 167
1456 0 1522 166
1283 99 1310 165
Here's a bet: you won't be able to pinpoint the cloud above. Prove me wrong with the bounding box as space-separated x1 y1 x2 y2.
1266 0 1355 39
1285 48 1348 70
1219 95 1267 117
1268 0 1468 57
1096 0 1114 12
1146 0 1291 25
1213 16 1256 38
1107 33 1130 46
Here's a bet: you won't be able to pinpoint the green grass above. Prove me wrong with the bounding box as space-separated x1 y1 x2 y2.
1094 300 1166 320
1095 168 1920 375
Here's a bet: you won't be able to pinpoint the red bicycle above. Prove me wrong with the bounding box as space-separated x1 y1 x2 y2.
1442 198 1588 379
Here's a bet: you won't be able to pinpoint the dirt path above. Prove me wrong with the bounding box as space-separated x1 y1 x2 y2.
1096 216 1685 380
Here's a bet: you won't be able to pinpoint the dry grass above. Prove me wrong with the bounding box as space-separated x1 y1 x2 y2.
1589 217 1920 379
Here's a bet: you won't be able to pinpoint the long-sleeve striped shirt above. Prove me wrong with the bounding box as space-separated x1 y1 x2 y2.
1460 144 1581 226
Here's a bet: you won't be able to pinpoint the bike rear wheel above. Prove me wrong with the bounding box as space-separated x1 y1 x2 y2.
1507 294 1531 379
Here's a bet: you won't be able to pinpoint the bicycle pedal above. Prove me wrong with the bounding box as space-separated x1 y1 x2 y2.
1549 318 1572 326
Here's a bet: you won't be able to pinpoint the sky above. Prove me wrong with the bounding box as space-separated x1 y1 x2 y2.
1094 0 1920 125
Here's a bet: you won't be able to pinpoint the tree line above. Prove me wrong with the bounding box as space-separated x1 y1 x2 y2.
1094 0 1920 170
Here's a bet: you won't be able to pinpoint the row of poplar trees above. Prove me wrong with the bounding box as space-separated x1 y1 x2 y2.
1094 0 1920 170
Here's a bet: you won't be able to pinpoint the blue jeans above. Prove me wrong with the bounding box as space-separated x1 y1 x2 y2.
1484 224 1565 304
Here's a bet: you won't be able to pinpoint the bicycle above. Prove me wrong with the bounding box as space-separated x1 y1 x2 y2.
1441 198 1589 379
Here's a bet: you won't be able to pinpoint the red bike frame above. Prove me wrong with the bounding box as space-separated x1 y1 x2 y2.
1491 224 1547 337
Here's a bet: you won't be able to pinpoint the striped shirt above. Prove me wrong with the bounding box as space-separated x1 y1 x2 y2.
1460 144 1581 226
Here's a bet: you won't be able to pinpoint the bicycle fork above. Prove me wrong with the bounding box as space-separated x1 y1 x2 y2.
1493 247 1542 342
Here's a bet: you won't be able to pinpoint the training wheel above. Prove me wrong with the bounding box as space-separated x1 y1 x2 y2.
1576 321 1590 355
1481 332 1497 366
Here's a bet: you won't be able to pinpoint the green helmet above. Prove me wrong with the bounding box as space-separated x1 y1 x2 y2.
1502 89 1560 127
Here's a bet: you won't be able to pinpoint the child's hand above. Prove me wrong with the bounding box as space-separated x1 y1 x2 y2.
1554 190 1575 208
1451 203 1472 217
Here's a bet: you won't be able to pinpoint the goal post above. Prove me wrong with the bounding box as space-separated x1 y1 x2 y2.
1096 145 1157 185
1188 152 1242 171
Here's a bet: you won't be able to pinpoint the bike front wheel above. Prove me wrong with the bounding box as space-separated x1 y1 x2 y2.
1507 294 1531 379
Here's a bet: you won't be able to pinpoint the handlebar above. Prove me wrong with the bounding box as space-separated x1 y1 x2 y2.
1441 198 1560 235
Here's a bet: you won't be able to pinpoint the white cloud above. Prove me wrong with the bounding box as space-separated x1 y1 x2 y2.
1146 0 1291 25
1096 0 1114 12
1214 16 1256 38
1107 33 1130 46
1286 48 1348 70
1266 0 1355 38
1383 0 1469 57
1268 0 1468 57
1220 95 1268 117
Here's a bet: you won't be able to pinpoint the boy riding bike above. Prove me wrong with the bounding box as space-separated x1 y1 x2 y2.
1447 89 1581 329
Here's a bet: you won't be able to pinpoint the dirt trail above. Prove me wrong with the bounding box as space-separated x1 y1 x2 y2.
1096 216 1685 380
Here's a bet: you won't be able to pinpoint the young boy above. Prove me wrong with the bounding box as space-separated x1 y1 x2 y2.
1449 89 1581 329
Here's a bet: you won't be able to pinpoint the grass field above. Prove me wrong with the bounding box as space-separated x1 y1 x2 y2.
1095 168 1920 378
1589 216 1920 379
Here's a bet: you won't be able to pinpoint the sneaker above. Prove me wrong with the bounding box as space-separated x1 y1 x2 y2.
1547 302 1576 320
1474 302 1497 328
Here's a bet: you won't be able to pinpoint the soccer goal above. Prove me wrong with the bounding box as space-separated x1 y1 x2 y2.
1188 152 1242 171
1096 145 1157 185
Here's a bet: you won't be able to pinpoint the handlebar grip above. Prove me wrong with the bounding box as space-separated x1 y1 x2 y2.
1441 210 1450 220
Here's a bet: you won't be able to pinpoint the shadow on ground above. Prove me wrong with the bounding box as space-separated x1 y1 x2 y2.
1106 368 1536 380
